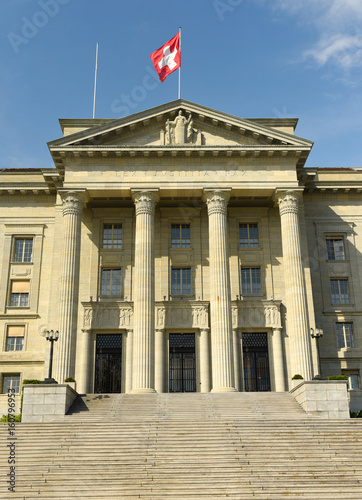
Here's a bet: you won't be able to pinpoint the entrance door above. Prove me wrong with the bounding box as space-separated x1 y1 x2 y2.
169 333 196 393
242 333 271 392
95 334 122 393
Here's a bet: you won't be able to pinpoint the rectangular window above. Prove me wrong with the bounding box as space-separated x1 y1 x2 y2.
6 326 25 352
326 237 345 261
2 375 20 394
336 323 354 349
13 238 33 263
102 224 122 249
9 281 30 307
330 279 349 304
171 224 191 248
239 223 258 248
171 268 192 296
101 269 121 296
342 372 359 390
241 267 261 295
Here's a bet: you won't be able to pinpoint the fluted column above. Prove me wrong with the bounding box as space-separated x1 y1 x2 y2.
199 328 211 393
131 191 159 393
271 328 286 392
204 191 235 392
54 191 85 383
277 191 313 380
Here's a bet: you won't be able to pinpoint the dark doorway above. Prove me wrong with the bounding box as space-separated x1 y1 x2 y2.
242 332 271 392
169 333 196 393
95 334 122 393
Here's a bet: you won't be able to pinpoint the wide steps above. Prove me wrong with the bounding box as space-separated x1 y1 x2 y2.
65 392 310 421
1 393 362 498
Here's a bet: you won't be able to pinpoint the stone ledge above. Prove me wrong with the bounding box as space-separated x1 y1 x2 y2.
22 384 78 423
290 380 349 419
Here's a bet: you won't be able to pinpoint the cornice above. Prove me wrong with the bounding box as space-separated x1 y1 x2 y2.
298 167 362 194
50 144 310 175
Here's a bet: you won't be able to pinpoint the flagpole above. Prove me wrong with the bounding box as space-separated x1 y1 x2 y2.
178 27 181 99
92 42 99 119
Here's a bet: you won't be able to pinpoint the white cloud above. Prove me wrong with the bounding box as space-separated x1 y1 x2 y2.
269 0 362 27
259 0 362 73
304 34 362 69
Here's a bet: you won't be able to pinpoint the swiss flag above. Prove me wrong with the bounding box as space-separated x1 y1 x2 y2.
150 32 181 82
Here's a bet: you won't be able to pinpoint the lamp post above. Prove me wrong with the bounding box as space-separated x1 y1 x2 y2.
43 330 59 384
310 327 323 378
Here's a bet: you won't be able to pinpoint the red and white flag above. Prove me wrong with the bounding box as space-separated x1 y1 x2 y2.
150 32 181 82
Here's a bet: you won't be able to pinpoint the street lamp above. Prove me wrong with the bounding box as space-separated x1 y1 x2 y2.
42 330 59 384
310 327 324 379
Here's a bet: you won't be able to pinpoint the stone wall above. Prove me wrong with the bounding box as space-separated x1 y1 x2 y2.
290 380 350 418
22 384 78 423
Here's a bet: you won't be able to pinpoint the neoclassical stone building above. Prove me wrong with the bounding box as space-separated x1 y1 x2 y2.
1 100 361 412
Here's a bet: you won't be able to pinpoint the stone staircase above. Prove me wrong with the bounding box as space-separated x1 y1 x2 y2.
1 393 362 499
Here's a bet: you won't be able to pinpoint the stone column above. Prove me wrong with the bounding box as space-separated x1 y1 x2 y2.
271 328 285 392
277 191 313 380
204 191 235 392
77 329 94 394
54 191 85 383
125 329 133 393
155 329 165 393
131 191 159 393
233 328 241 392
199 328 211 393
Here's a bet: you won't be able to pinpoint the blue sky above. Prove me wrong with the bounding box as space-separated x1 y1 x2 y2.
1 0 362 170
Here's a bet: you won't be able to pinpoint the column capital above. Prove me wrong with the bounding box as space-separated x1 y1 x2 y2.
203 190 230 216
60 190 87 217
275 190 302 217
132 191 159 216
81 328 92 334
199 327 210 334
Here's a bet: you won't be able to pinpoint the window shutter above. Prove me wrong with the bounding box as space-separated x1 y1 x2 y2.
7 325 25 337
11 281 30 293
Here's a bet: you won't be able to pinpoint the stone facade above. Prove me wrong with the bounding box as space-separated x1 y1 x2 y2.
0 100 361 414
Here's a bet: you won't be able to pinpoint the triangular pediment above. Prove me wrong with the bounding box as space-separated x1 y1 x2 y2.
48 100 313 175
48 99 313 150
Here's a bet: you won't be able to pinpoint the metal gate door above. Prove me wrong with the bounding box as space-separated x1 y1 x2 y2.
95 334 122 393
242 333 271 392
169 334 196 393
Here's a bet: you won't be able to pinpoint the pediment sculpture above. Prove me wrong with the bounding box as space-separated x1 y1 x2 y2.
161 110 202 145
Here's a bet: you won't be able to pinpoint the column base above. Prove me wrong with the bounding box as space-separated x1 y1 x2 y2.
130 388 157 394
211 387 237 393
